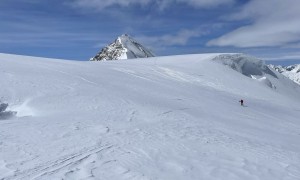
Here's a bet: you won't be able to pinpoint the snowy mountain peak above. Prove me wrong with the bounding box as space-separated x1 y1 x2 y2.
90 34 155 61
269 64 300 85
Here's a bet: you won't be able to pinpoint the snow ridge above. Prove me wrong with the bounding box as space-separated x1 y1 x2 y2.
212 54 279 89
269 64 300 85
90 34 155 61
213 54 277 78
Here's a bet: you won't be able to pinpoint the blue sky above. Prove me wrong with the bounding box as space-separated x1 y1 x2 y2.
1 0 300 65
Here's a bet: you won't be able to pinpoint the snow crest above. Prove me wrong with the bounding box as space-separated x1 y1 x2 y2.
212 54 277 78
212 54 279 88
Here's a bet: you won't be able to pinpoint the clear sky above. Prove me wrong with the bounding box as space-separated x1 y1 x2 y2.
1 0 300 65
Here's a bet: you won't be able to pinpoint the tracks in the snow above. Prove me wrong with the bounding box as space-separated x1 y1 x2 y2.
6 143 114 180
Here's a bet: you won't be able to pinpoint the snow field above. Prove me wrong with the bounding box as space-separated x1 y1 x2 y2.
0 53 300 179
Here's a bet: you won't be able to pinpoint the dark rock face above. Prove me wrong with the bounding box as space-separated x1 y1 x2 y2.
0 102 17 120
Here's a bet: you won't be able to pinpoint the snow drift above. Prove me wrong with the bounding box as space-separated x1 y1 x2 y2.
0 53 300 180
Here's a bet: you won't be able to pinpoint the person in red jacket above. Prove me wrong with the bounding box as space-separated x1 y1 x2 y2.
239 99 244 106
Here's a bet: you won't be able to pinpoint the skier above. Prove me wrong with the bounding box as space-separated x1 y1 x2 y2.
239 99 244 106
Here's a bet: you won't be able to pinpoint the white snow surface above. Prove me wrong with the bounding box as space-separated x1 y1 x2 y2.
1 53 300 180
269 64 300 85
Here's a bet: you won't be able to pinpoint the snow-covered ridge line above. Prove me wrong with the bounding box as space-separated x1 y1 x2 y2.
90 34 155 61
212 54 280 89
0 53 75 62
212 54 277 78
269 64 300 85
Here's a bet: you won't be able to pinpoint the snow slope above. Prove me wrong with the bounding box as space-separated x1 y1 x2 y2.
0 53 300 180
269 64 300 85
90 34 155 61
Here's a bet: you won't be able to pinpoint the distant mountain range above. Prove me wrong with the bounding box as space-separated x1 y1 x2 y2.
90 34 155 61
268 64 300 85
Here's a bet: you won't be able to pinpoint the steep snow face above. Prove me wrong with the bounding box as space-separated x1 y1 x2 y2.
213 54 277 78
1 53 300 180
90 34 155 61
213 54 280 89
269 64 300 85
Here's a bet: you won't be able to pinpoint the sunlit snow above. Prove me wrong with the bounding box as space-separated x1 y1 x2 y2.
0 53 300 180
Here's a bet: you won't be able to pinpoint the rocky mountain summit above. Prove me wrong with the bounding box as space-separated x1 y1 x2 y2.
90 34 155 61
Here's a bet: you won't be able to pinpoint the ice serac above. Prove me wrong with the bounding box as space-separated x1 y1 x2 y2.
269 64 300 85
90 34 155 61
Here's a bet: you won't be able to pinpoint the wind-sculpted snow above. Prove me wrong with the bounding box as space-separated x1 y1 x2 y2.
252 76 276 89
0 53 300 180
212 54 282 90
213 54 278 78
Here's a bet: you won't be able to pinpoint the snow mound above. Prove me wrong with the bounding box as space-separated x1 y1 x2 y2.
90 34 155 61
212 54 277 78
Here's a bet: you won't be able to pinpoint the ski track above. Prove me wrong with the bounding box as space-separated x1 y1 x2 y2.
112 68 155 83
40 65 98 86
2 104 300 180
5 143 114 180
